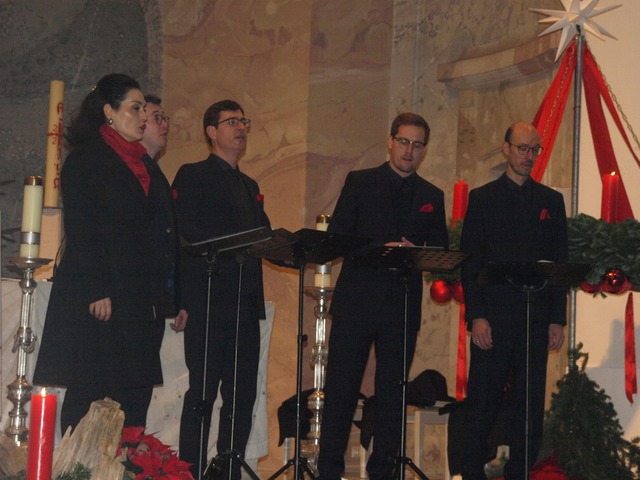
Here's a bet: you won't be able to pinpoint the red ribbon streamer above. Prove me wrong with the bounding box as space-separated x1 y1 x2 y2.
456 302 467 400
531 41 577 182
625 292 637 403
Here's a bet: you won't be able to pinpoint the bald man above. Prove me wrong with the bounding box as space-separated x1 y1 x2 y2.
459 122 568 479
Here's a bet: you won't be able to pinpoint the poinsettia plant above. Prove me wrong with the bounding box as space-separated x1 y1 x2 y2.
118 427 193 480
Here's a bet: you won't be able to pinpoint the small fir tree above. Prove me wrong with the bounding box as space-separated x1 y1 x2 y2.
539 345 640 479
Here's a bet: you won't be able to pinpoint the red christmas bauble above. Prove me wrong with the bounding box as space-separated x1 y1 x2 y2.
602 268 631 295
430 279 452 304
580 280 603 294
451 281 464 303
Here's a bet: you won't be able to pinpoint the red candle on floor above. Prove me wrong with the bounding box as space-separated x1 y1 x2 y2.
452 180 469 225
601 172 619 223
27 388 57 480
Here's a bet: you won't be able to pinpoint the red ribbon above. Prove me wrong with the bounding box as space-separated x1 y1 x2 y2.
625 292 637 403
531 41 577 182
456 302 467 400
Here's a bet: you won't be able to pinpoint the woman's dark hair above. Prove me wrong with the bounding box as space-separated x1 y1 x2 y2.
66 73 141 147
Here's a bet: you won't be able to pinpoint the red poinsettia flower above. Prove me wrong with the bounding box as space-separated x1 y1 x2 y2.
420 203 434 213
118 427 194 480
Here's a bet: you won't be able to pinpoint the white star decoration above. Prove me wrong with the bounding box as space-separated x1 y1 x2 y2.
530 0 621 61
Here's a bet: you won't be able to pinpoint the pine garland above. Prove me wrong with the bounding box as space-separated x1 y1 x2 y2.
1 463 91 480
539 345 640 479
568 213 640 286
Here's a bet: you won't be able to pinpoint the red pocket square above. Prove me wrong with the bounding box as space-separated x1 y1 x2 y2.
420 204 434 213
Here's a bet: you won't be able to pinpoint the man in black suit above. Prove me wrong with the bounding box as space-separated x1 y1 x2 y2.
459 122 568 480
317 112 449 480
173 100 270 479
140 95 188 335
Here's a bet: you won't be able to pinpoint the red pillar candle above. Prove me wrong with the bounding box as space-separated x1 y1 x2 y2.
27 388 57 480
601 171 620 223
452 180 469 225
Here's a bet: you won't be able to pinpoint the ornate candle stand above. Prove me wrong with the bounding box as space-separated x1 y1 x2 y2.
5 256 50 446
302 285 334 468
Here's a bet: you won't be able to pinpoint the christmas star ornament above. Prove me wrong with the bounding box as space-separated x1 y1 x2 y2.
530 0 621 61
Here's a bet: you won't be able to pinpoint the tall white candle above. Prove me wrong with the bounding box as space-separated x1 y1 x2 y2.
20 176 44 258
314 214 332 287
44 80 64 208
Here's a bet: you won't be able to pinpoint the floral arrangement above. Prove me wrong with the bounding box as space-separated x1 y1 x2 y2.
118 427 193 480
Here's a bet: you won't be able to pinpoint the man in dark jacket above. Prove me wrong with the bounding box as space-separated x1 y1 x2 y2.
140 95 187 334
173 100 270 480
459 122 568 480
317 112 449 480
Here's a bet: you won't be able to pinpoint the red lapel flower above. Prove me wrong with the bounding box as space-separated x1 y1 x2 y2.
256 193 264 203
540 208 551 220
420 203 434 213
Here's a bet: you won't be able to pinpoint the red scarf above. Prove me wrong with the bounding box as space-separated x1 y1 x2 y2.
99 124 150 196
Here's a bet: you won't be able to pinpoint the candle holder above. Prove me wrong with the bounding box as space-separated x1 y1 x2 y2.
301 285 334 469
5 256 51 446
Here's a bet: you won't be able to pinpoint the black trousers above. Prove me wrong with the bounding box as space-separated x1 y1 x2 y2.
460 317 550 480
61 383 153 433
179 300 260 480
317 314 417 480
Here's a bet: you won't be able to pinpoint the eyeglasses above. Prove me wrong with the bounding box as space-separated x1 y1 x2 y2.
150 114 170 125
508 143 543 156
217 117 251 128
393 136 426 150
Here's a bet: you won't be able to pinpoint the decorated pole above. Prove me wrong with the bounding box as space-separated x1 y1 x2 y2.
568 28 585 366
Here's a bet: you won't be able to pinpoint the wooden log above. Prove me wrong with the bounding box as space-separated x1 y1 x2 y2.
52 398 125 480
0 434 27 476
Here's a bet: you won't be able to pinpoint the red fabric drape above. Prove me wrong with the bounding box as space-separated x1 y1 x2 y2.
531 41 577 182
456 302 467 400
625 292 637 403
582 48 634 221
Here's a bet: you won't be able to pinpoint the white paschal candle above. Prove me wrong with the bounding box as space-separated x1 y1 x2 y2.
20 176 44 258
314 214 332 287
44 80 64 208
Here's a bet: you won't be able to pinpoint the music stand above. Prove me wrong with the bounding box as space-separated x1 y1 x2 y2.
250 228 371 480
353 246 468 480
476 261 589 480
182 226 272 480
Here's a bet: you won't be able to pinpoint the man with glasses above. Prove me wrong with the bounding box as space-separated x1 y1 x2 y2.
318 112 448 480
141 95 188 338
459 122 568 479
172 100 270 479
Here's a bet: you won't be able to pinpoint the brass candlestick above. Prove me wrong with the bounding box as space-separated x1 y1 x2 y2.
5 256 51 446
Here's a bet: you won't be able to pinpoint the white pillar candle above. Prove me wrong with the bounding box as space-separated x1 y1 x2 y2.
44 80 64 208
20 176 44 258
316 214 330 232
314 214 332 287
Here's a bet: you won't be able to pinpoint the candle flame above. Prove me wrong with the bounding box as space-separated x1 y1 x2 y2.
611 171 617 176
41 387 47 396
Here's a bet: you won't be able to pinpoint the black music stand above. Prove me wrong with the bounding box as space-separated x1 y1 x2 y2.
182 226 272 480
250 228 371 480
353 246 468 480
476 261 589 480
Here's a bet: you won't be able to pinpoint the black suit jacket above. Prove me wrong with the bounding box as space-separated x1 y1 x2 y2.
460 173 568 329
172 154 270 322
329 162 449 331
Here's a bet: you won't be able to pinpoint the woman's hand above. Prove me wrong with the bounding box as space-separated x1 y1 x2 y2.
384 236 416 248
89 297 112 321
